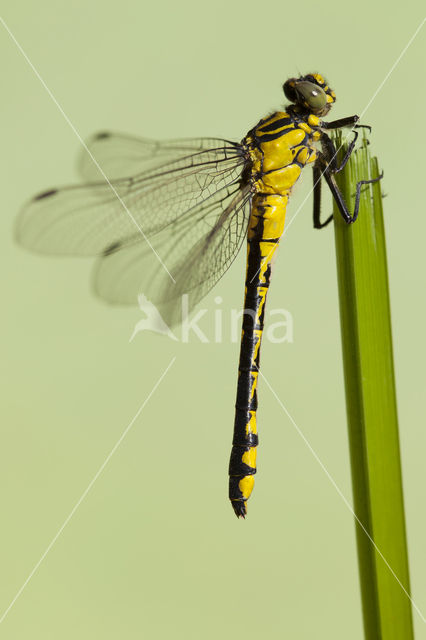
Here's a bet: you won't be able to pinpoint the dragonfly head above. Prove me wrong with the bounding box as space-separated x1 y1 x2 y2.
283 73 336 117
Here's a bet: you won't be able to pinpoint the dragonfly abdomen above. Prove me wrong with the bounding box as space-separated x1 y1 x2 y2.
229 194 287 517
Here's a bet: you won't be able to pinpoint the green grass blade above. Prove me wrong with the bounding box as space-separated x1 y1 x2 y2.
332 133 414 639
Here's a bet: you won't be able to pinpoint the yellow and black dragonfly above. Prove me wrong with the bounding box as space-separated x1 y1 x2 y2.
16 73 380 518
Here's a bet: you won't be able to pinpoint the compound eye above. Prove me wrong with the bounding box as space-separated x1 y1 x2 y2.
295 81 327 110
283 79 297 102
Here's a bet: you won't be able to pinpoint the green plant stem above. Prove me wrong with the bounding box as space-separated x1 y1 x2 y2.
332 134 414 639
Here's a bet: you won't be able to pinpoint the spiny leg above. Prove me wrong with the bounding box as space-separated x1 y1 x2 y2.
320 130 359 174
319 157 383 224
313 164 333 229
313 131 362 229
317 129 383 224
320 115 371 133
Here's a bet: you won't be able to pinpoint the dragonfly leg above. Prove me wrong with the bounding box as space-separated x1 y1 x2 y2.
320 115 360 130
313 163 333 229
313 129 360 229
354 124 372 133
316 130 383 224
320 117 373 172
318 153 383 224
322 115 371 134
320 130 358 174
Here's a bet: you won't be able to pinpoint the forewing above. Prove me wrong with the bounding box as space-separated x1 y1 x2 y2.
92 185 251 325
16 140 245 257
79 131 238 182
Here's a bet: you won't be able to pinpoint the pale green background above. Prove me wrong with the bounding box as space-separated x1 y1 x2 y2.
1 1 425 638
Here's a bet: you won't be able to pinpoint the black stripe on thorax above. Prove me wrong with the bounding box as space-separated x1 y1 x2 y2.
257 116 293 133
256 124 311 146
255 130 293 143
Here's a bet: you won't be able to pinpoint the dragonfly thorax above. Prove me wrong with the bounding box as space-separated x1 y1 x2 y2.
246 110 321 196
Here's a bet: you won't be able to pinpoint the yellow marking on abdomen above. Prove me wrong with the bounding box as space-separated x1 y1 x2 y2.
239 476 255 500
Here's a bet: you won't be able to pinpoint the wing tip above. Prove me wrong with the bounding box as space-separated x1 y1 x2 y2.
14 190 57 248
103 241 122 256
93 131 112 141
33 188 58 202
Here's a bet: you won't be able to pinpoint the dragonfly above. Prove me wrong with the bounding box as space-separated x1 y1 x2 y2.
16 72 381 518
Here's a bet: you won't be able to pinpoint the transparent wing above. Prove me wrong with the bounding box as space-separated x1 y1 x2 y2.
92 184 251 325
16 139 245 256
16 134 252 318
78 131 238 182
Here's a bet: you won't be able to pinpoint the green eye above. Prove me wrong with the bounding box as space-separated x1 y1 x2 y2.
295 81 327 110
